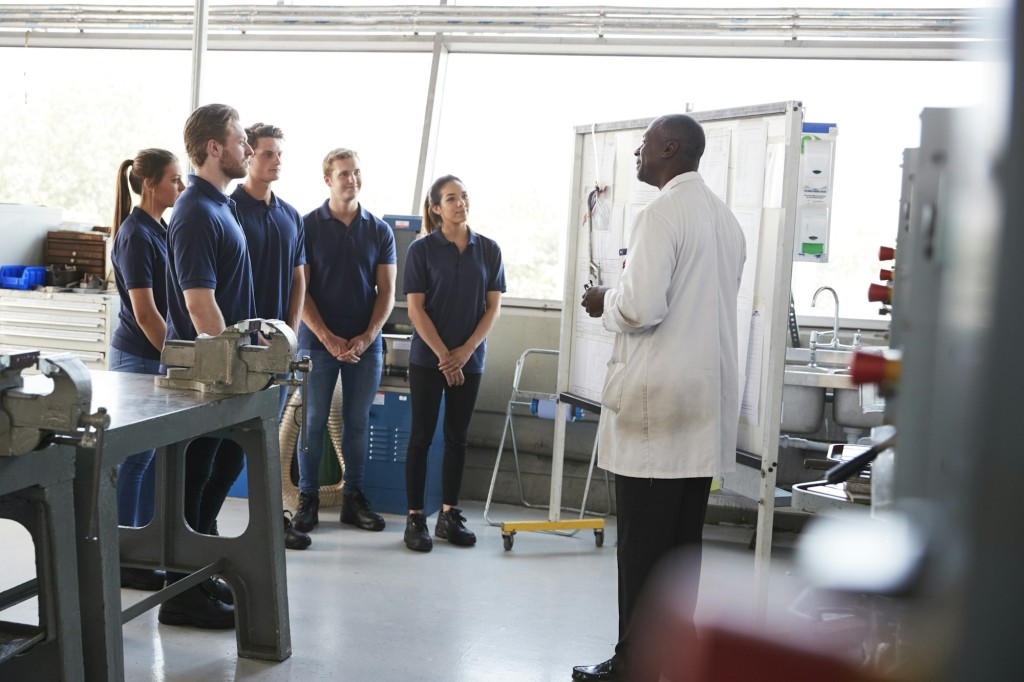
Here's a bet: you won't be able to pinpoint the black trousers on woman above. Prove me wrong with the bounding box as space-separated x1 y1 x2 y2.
405 363 482 511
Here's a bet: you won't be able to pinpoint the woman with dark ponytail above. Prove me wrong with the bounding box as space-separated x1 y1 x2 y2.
402 174 506 552
110 148 184 590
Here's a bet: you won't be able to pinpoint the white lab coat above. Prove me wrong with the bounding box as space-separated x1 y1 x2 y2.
598 171 746 479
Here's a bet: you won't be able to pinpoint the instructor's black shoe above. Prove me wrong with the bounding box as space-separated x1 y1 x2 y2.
571 657 625 682
158 585 235 630
292 492 319 533
284 510 312 550
404 513 433 552
435 507 476 546
340 490 385 531
120 567 165 591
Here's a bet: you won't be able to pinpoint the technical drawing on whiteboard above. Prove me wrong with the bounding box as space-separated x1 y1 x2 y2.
583 135 618 285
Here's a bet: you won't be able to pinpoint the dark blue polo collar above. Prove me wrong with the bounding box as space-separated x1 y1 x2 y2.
130 206 166 232
314 199 370 228
232 185 281 210
427 226 478 247
188 173 232 205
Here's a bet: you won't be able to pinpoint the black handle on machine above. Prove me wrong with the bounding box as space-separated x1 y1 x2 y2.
825 435 896 485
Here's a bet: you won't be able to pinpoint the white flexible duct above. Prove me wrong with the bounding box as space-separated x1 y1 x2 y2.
279 382 347 509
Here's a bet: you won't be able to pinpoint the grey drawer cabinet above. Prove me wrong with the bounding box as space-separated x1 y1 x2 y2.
0 289 121 369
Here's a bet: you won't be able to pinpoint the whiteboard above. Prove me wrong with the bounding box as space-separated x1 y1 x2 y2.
554 102 803 465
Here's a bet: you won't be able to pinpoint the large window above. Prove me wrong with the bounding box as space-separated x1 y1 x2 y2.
0 47 192 226
201 51 431 218
433 54 986 308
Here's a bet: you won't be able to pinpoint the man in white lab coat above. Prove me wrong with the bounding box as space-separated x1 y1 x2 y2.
573 114 747 682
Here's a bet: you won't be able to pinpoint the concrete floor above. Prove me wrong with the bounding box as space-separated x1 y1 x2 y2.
1 498 805 681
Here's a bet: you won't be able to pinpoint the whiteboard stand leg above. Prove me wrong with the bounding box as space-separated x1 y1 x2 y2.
549 402 567 522
753 455 778 622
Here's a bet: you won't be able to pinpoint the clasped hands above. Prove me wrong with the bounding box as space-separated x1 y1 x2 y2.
438 346 472 387
325 333 372 363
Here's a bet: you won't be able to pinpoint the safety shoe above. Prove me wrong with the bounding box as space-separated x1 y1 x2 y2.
199 577 234 605
120 567 165 591
340 490 385 531
284 510 312 550
158 585 235 630
404 513 433 552
292 492 319 533
435 507 476 546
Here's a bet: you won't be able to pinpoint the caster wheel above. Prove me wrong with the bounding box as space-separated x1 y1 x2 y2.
502 532 514 551
595 528 605 548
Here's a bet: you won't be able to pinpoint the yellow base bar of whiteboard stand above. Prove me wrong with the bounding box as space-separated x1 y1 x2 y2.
499 518 606 551
501 519 604 533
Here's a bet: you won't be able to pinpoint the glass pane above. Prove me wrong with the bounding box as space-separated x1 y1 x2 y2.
434 53 986 307
0 47 192 225
200 51 431 220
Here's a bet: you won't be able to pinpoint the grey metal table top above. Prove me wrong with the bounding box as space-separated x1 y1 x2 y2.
24 369 279 463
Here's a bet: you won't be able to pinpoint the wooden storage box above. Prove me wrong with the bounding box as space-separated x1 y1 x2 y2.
45 230 109 279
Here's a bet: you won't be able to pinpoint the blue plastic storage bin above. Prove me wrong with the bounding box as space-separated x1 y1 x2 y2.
0 265 46 290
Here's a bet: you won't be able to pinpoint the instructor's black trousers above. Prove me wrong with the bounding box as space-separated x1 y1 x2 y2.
614 474 713 659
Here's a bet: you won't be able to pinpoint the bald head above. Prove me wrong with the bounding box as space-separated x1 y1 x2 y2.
653 114 705 171
635 114 706 189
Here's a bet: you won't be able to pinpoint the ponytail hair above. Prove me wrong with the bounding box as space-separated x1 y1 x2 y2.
113 148 178 238
422 174 463 235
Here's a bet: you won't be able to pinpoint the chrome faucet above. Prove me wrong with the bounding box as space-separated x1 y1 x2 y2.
811 286 840 350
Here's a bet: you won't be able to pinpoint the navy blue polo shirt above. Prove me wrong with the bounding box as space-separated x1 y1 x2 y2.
298 201 396 354
403 228 506 374
230 186 306 321
110 207 169 360
165 174 256 342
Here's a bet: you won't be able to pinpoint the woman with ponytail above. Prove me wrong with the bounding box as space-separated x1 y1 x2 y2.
110 148 184 590
402 175 506 552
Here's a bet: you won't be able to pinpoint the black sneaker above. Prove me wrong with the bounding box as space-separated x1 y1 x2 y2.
340 490 385 531
158 585 235 630
120 567 165 591
435 507 476 546
284 511 312 550
404 513 433 552
292 492 319 533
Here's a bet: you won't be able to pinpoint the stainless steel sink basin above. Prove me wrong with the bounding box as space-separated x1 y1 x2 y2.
781 366 830 434
831 371 885 429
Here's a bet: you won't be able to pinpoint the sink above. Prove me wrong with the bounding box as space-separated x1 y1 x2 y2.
781 366 829 434
832 371 885 429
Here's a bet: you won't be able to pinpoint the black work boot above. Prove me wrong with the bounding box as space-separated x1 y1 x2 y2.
404 513 433 552
339 490 385 531
158 585 235 630
435 507 476 546
199 577 233 605
292 492 319 533
284 510 312 550
120 567 165 591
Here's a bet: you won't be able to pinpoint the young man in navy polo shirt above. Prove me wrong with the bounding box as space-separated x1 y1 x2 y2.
231 122 310 551
292 148 396 534
159 103 255 630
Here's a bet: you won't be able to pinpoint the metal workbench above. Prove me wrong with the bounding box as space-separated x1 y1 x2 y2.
68 370 291 681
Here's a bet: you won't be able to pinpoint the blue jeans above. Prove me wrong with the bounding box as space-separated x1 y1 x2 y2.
299 348 382 496
110 347 161 527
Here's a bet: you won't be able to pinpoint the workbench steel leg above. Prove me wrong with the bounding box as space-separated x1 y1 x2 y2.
73 447 126 682
0 449 85 681
218 418 291 661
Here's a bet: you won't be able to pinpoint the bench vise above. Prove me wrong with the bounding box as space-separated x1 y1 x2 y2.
157 318 310 395
1 350 105 457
